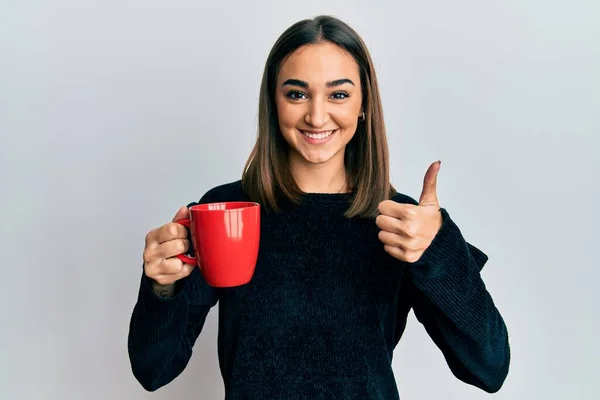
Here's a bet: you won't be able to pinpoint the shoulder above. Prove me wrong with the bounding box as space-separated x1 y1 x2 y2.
189 180 250 206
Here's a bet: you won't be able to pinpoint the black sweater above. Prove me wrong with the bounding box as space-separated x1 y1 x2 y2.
127 180 510 399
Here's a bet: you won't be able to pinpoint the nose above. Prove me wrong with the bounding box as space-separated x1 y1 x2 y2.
304 98 329 128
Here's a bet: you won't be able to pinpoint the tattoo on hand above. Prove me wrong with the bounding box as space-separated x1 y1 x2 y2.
152 282 176 298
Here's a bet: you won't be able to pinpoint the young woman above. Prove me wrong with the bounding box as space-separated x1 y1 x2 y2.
128 15 510 399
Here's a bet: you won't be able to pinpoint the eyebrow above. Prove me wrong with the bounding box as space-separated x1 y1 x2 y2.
281 78 355 88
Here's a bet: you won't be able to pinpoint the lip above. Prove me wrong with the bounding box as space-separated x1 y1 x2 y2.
299 129 338 134
298 128 338 144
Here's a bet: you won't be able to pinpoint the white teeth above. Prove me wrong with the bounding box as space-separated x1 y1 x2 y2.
301 130 334 140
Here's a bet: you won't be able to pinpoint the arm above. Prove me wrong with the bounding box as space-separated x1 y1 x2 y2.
404 208 510 393
127 194 222 392
127 266 219 391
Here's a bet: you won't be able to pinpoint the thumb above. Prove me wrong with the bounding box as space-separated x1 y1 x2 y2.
418 161 441 206
172 205 190 222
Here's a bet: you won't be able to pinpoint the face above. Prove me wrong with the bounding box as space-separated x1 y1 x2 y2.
275 42 363 168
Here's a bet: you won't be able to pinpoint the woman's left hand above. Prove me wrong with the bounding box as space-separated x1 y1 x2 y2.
376 161 444 263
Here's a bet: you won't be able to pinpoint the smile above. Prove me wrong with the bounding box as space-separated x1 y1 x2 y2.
299 129 336 140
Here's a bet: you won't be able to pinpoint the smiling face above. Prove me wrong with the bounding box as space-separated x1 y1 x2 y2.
275 42 363 170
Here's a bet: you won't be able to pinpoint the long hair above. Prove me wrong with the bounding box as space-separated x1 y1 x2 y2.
242 15 395 218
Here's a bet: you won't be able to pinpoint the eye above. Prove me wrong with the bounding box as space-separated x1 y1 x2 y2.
331 91 350 100
286 90 307 100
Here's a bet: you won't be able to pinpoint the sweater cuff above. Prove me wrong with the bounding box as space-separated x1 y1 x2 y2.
409 208 486 283
138 272 189 316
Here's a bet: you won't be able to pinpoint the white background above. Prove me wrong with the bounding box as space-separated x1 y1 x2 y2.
1 0 598 399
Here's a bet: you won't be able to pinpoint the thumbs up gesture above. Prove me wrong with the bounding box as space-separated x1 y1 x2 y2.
376 161 444 263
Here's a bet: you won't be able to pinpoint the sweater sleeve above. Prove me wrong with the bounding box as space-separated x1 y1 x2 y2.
404 207 511 393
127 266 219 391
127 194 223 391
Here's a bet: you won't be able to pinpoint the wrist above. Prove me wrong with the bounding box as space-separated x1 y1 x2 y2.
150 280 177 298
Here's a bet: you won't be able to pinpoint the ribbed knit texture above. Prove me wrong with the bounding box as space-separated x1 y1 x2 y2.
127 180 510 399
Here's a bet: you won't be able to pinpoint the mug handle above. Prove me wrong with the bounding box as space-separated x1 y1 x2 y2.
174 218 197 265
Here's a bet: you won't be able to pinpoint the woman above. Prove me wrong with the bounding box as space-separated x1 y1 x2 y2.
128 15 510 399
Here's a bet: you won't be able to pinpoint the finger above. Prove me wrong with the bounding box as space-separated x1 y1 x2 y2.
154 222 188 244
155 256 188 276
419 160 441 206
378 200 417 220
145 227 160 247
153 263 195 285
376 214 406 235
152 239 190 259
146 256 182 278
172 205 190 222
378 230 405 248
174 263 195 279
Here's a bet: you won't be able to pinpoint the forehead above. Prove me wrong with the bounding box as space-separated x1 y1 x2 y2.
277 42 360 85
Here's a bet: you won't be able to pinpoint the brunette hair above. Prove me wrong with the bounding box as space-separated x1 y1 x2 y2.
242 15 395 218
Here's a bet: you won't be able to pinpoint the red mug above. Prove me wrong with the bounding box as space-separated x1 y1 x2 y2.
175 201 260 288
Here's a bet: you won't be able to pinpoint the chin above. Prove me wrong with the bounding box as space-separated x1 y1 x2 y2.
296 148 343 165
304 155 334 164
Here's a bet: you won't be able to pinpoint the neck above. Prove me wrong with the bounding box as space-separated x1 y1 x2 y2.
289 153 349 194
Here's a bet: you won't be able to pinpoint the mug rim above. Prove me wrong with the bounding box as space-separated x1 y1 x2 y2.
189 201 260 211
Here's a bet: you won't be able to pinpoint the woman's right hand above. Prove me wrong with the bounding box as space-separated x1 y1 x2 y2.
143 206 195 286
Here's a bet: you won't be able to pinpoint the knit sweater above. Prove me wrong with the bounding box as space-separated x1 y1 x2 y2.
127 180 510 399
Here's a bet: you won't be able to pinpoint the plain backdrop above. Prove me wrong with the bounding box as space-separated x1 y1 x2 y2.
1 1 598 399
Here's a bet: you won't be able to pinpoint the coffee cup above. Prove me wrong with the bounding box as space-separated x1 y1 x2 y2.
175 201 260 287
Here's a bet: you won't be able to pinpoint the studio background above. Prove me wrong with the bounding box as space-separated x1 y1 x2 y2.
1 1 598 399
